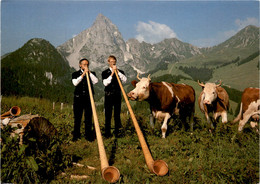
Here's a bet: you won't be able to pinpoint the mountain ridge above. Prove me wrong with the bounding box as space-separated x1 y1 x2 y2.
57 14 258 79
1 14 259 102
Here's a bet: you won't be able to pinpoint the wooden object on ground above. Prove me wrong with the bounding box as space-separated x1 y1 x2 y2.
1 114 39 144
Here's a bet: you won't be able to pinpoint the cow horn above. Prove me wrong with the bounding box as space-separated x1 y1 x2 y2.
217 80 222 87
197 80 205 87
147 74 151 81
137 73 141 81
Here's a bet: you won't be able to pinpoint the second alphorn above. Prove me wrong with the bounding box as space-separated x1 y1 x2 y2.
114 71 169 176
85 72 120 183
1 106 21 119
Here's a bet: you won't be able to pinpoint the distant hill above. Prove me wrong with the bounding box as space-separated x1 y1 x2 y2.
152 25 259 90
1 38 75 102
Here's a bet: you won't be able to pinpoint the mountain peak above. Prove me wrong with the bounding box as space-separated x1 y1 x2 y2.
216 25 259 49
58 13 129 70
92 13 114 28
96 13 107 21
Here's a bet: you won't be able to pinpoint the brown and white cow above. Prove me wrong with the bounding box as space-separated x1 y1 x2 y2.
127 74 195 138
198 81 229 130
233 87 260 132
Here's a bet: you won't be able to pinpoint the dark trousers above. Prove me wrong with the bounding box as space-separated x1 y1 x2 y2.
104 92 122 137
73 95 93 140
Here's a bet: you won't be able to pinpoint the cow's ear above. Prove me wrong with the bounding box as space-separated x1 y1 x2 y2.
131 80 138 87
216 87 226 101
216 87 229 109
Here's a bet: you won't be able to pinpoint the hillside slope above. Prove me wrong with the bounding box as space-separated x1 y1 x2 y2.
211 56 259 90
1 38 75 102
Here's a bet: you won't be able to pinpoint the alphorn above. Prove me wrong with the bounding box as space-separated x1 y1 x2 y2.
114 71 169 176
85 72 120 183
1 106 21 119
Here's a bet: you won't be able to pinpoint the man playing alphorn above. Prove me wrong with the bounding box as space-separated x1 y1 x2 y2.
72 58 98 141
102 55 127 138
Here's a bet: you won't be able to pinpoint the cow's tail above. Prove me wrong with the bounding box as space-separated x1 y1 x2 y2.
233 103 243 124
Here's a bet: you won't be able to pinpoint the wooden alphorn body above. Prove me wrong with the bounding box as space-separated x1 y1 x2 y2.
85 72 120 183
115 71 168 176
1 106 21 119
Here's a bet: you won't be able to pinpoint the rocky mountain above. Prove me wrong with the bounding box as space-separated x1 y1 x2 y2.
1 38 75 102
57 14 202 78
57 14 133 76
126 37 202 74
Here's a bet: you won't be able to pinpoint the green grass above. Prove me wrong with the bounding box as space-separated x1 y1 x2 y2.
211 56 259 91
1 96 259 183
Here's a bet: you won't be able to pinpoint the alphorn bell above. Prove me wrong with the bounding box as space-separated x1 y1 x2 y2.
1 106 21 119
114 71 169 176
85 72 120 183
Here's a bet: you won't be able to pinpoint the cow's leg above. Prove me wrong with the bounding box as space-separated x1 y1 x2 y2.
251 111 260 133
149 114 155 129
205 112 214 130
161 113 171 138
250 121 259 133
189 110 194 132
238 114 251 132
238 110 260 132
220 111 228 124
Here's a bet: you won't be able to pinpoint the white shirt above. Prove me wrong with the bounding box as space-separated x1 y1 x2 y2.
103 67 127 86
72 70 98 86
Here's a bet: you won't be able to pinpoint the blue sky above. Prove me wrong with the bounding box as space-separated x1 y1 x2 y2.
1 0 259 55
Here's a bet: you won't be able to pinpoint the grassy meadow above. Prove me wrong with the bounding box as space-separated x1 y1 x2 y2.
1 96 259 183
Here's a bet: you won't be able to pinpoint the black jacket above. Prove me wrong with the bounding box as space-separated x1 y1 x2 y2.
102 68 125 95
72 70 96 96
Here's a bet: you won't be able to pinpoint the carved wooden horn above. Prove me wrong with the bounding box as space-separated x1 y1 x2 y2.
1 106 21 119
86 72 120 183
115 71 168 176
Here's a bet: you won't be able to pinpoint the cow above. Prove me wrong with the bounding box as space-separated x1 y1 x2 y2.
127 74 195 138
233 87 260 132
198 81 229 131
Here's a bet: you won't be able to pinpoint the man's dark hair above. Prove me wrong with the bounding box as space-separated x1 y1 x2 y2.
79 58 89 64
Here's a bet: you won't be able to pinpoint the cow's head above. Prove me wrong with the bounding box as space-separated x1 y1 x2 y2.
198 80 222 105
127 73 151 101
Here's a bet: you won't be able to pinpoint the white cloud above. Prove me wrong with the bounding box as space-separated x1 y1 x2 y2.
235 17 259 30
191 17 259 48
135 21 177 44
